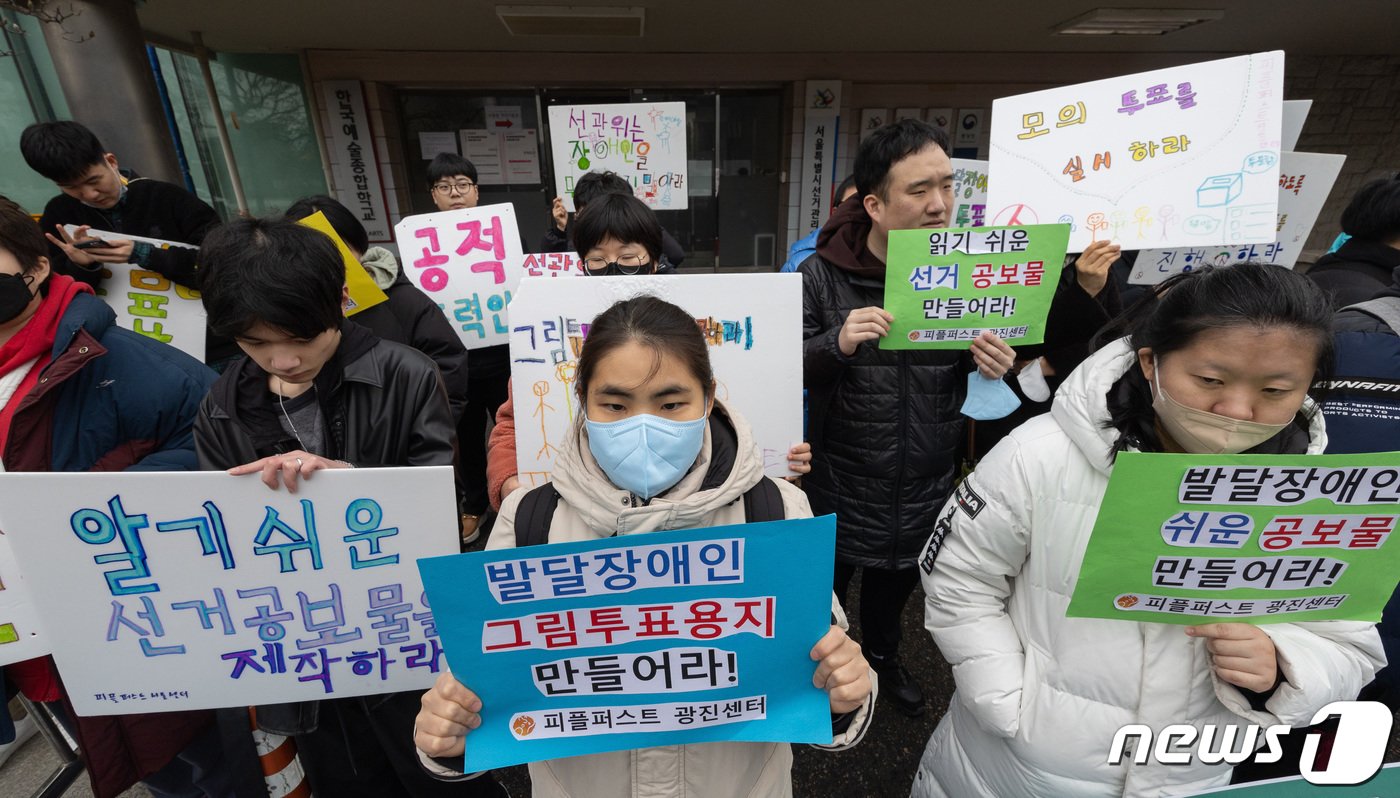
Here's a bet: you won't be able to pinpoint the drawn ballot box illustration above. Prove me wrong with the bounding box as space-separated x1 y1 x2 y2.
1197 173 1244 208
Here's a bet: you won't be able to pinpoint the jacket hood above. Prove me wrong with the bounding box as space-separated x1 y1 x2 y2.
549 401 765 535
360 246 402 291
815 195 886 279
1051 338 1327 474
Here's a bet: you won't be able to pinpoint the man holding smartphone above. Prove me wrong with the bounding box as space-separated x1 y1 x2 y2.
21 120 229 362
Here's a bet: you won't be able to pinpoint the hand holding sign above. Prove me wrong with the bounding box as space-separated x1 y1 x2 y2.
416 671 484 759
969 331 1016 379
1074 240 1121 298
838 307 893 356
1187 623 1280 694
810 626 872 715
227 449 352 494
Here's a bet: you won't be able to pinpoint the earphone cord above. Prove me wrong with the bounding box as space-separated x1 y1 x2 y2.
276 378 314 452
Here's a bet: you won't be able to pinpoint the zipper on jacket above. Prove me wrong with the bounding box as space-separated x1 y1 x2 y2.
891 350 909 568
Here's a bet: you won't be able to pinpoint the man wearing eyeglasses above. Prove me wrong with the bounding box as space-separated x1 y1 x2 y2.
427 152 480 213
425 152 509 547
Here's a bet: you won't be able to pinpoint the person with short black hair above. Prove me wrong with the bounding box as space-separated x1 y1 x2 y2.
798 119 1017 719
20 120 231 363
1308 176 1400 308
541 169 686 266
423 153 510 544
0 197 240 798
427 152 481 213
193 217 503 798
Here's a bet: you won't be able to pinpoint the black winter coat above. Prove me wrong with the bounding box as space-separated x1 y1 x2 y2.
799 253 967 570
1307 239 1400 310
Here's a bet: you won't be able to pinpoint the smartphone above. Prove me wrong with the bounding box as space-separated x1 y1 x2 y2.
73 239 112 250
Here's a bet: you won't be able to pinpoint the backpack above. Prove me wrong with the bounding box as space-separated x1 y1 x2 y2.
1320 298 1400 455
512 477 787 547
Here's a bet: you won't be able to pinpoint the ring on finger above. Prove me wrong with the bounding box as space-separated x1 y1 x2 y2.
295 457 304 467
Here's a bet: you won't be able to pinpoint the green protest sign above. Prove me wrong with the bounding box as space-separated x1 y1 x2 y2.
1067 452 1400 625
880 224 1069 350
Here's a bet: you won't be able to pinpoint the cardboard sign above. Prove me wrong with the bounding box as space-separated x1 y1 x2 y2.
507 274 803 486
1129 151 1346 283
418 516 838 771
0 531 47 666
881 224 1069 349
393 204 524 350
295 211 390 316
1067 452 1400 625
0 467 459 715
951 158 990 228
988 52 1285 252
548 102 689 211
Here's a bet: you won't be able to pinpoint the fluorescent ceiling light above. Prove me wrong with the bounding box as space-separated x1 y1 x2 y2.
1053 8 1224 35
496 5 645 36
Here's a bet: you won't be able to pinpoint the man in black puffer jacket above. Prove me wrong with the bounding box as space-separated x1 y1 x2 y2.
798 120 1015 717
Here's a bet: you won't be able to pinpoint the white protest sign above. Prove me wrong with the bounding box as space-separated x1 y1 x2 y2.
520 251 585 279
62 227 206 361
0 467 458 715
1282 99 1312 152
508 274 803 486
988 51 1284 252
0 531 47 666
548 102 688 212
950 158 989 228
321 80 392 241
393 204 523 350
1130 151 1346 284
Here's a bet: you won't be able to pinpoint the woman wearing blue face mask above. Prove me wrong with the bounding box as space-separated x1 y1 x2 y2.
910 263 1385 798
414 296 876 797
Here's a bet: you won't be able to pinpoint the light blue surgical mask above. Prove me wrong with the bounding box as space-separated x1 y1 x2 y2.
585 403 710 500
960 371 1022 421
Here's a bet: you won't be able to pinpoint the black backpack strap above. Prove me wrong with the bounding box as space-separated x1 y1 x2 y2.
513 484 562 547
741 476 787 523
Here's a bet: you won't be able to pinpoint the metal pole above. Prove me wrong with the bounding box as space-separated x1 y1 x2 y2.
299 49 335 194
191 31 249 215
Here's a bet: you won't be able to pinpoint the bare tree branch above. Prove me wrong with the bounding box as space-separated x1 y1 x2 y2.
1 1 94 58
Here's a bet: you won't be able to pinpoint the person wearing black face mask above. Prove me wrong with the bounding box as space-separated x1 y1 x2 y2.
0 198 239 798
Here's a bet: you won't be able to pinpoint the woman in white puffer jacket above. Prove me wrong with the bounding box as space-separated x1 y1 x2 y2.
912 263 1386 798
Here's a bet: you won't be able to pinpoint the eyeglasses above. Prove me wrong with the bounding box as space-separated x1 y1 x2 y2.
582 254 651 275
432 180 477 195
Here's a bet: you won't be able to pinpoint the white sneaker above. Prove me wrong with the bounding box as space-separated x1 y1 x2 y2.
0 714 40 769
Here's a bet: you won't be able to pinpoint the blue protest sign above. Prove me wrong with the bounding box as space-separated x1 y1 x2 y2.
418 515 837 771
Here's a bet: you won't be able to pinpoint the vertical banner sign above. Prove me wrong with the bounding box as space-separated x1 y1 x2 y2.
860 108 890 143
322 80 392 242
950 159 990 228
393 204 524 350
547 102 689 212
881 224 1069 350
799 80 843 237
0 529 47 666
988 52 1284 253
0 468 459 715
62 227 206 361
296 212 390 316
418 516 839 771
507 274 803 487
1067 452 1400 625
1130 151 1346 283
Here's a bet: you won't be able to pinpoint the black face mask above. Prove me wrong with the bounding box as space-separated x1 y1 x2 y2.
0 273 38 325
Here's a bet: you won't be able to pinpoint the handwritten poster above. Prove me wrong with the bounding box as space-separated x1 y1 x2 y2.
1067 452 1400 625
393 204 524 350
0 467 459 715
988 52 1284 252
951 158 989 228
61 227 206 362
295 211 390 315
548 102 688 212
507 274 803 486
321 80 392 242
418 516 838 771
520 252 585 279
1129 151 1346 283
882 224 1069 350
0 530 47 666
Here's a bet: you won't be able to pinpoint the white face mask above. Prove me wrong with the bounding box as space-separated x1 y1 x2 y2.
1150 358 1291 455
